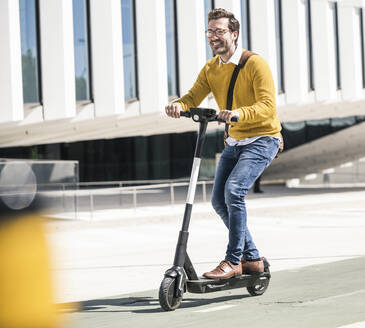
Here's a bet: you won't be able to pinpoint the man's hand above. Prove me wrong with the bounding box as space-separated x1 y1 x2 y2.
217 110 239 124
165 103 182 118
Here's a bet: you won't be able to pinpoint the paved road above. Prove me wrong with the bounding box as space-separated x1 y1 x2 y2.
46 186 365 327
63 256 365 328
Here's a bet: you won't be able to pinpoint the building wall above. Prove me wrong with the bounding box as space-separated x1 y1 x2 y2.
1 0 365 148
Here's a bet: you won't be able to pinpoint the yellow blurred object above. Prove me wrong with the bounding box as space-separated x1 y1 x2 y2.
0 215 60 328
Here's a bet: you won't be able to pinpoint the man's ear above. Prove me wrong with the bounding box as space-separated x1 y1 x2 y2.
233 30 239 42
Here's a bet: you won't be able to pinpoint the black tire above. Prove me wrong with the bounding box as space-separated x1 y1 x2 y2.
247 276 270 296
159 277 183 311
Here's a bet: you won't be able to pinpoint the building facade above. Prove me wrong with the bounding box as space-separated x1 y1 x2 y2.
1 0 365 181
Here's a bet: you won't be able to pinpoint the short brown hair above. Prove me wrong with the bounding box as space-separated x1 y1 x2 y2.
208 8 240 39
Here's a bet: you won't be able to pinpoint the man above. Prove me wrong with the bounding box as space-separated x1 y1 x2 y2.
165 8 282 279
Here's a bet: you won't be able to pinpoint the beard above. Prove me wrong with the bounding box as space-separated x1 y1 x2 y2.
210 39 229 55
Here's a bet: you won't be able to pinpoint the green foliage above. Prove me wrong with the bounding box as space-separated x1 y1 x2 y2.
75 76 87 101
21 49 39 103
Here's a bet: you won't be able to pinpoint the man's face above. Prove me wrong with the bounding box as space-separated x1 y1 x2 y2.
207 18 238 55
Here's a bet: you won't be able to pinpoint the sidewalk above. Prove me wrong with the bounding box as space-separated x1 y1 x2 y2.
45 185 365 303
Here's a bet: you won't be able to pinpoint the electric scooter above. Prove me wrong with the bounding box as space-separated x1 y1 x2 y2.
158 107 271 311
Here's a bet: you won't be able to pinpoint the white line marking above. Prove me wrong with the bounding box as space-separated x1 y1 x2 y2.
194 304 236 313
336 321 365 328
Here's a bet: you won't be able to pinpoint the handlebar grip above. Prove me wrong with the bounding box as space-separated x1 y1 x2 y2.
216 116 239 123
180 111 191 118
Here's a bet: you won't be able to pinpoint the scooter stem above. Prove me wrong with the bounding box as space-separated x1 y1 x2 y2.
173 120 208 268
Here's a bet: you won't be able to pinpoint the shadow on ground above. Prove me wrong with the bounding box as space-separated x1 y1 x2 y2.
59 293 251 314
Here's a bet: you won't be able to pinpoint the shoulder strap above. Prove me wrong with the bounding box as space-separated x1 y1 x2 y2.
224 50 256 144
226 50 255 110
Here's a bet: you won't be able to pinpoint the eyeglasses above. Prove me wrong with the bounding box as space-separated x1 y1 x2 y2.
205 28 230 37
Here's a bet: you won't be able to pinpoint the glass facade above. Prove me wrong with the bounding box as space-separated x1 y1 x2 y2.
204 0 214 60
73 0 92 101
274 0 285 93
331 2 341 90
19 0 41 103
165 0 179 97
241 0 251 50
121 0 138 99
304 0 314 91
3 115 365 182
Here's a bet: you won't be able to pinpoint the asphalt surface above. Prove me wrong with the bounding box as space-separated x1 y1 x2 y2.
46 185 365 328
62 256 365 328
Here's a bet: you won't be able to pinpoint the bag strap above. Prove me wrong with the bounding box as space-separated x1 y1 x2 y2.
224 50 256 144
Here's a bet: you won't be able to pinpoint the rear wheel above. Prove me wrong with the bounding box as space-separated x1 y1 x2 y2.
247 275 270 296
159 277 183 311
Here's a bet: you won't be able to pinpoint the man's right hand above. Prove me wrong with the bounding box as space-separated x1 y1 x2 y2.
165 103 182 118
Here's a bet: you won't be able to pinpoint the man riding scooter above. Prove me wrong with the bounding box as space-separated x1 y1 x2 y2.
165 8 282 279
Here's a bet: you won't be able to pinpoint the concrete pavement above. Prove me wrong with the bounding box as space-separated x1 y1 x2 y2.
63 257 365 328
44 185 365 327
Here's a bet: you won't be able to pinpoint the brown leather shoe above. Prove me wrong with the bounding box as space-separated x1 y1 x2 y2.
203 260 242 279
241 258 264 274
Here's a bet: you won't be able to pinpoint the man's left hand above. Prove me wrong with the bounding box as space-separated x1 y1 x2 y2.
217 110 239 124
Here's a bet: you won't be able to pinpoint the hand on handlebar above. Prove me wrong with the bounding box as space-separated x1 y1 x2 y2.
217 110 240 124
165 103 182 118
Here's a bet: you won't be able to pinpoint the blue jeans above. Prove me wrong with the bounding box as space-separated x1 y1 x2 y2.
211 137 280 264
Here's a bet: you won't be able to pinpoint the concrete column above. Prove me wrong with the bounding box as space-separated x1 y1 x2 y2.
135 0 168 113
0 0 24 122
176 0 206 95
39 0 76 120
338 2 363 100
89 0 125 117
311 0 338 101
214 0 242 49
250 0 278 90
281 0 309 104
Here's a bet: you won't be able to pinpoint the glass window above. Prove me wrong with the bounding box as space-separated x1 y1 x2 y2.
204 0 214 60
19 0 41 103
359 8 365 88
305 0 314 91
165 0 179 97
121 0 138 99
241 0 251 50
73 0 92 101
331 2 341 90
274 0 285 94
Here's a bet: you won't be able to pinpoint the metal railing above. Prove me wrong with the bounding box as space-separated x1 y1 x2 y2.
0 178 215 220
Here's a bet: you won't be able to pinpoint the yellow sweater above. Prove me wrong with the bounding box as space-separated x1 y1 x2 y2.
174 51 282 140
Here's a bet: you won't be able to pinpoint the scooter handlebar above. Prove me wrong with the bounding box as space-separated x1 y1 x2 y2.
180 111 191 118
216 116 238 123
179 110 239 123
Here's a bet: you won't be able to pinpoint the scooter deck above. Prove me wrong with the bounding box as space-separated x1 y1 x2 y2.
186 272 271 294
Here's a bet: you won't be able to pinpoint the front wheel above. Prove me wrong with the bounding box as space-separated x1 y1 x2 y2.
159 277 184 311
